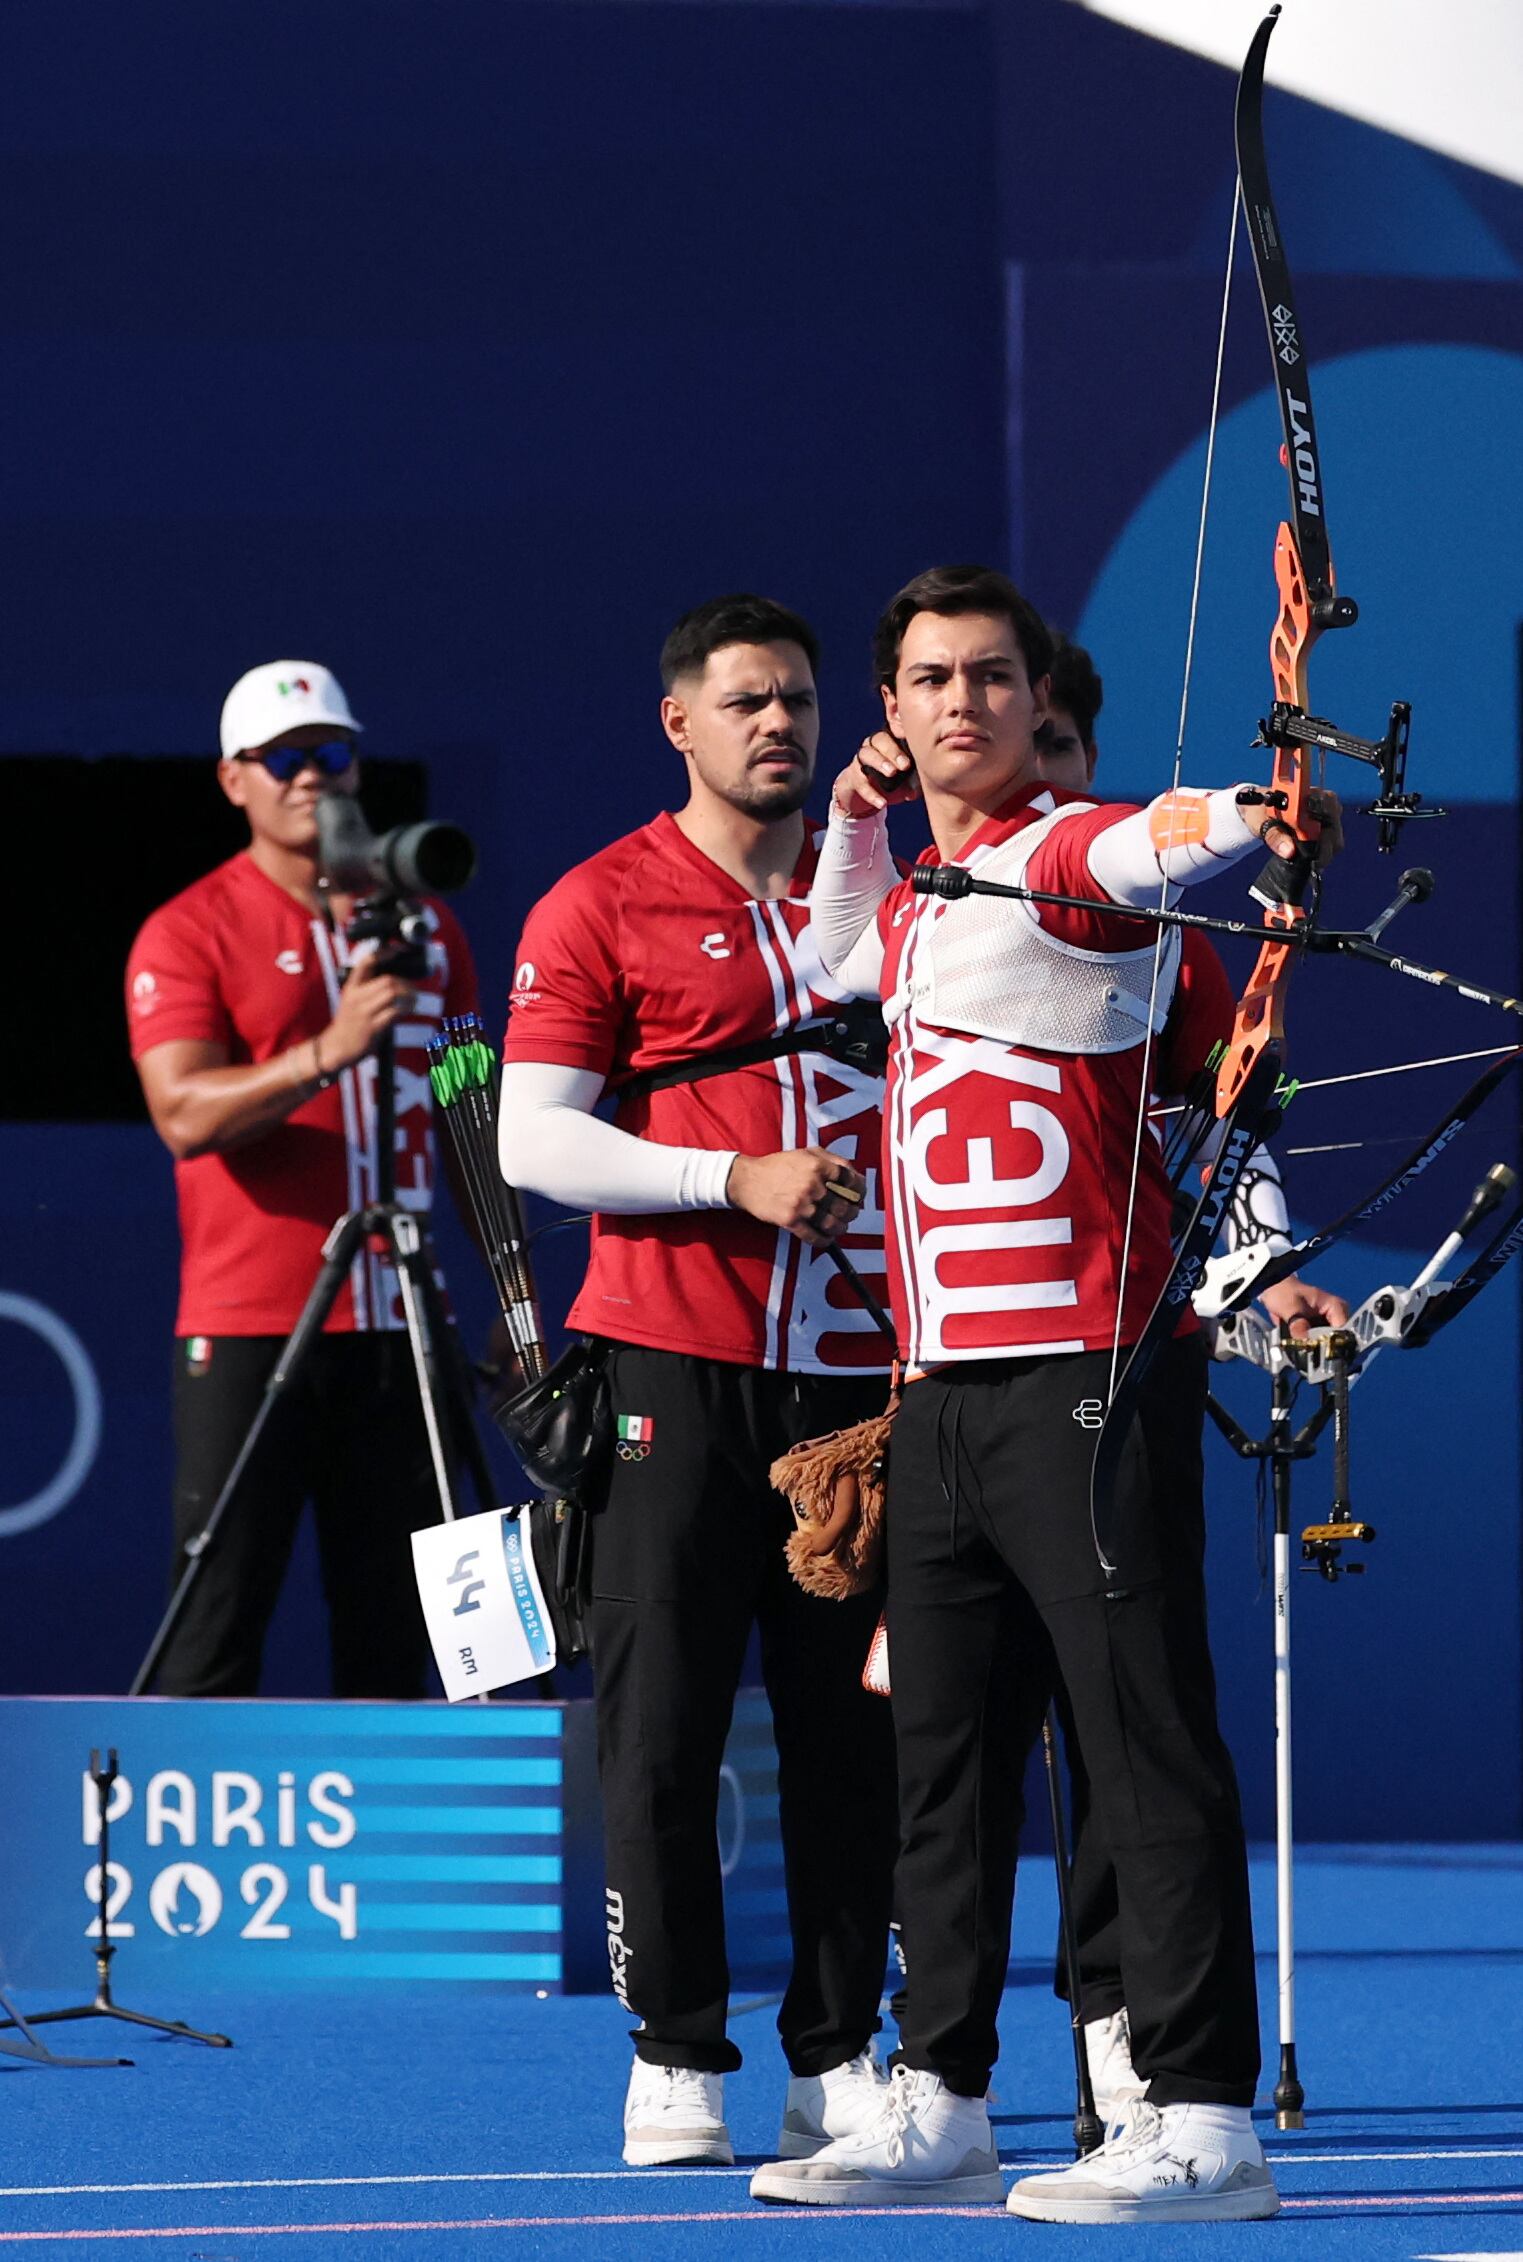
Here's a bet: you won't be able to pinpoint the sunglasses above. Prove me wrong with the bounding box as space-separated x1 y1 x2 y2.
232 739 356 784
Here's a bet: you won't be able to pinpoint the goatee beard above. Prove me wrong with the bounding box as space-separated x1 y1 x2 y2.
726 775 811 821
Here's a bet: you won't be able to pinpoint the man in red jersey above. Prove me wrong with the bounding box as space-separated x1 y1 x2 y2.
499 595 897 2173
126 660 478 1698
751 566 1343 2223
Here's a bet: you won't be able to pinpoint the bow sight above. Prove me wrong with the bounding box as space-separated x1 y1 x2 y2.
1253 698 1445 853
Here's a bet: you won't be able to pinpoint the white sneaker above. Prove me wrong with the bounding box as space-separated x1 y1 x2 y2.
622 2059 733 2167
1085 2007 1147 2128
750 2065 1004 2207
776 2046 891 2157
1006 2099 1278 2222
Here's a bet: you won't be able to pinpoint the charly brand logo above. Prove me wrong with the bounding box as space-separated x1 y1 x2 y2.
274 949 304 975
699 932 731 959
84 1766 359 1945
606 1886 633 2007
130 969 158 1012
1070 1399 1104 1431
615 1414 653 1463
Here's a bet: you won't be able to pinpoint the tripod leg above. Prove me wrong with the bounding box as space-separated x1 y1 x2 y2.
1271 1412 1306 2129
131 1209 372 1695
424 1271 500 1518
1043 1712 1103 2156
386 1214 463 1523
0 1990 130 2067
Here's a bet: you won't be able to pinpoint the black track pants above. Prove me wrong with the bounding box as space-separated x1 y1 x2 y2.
885 1337 1259 2106
587 1344 898 2077
1051 1416 1212 2023
162 1333 442 1698
1053 1683 1126 2022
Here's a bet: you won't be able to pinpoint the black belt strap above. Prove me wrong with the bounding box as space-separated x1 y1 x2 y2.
618 1000 887 1102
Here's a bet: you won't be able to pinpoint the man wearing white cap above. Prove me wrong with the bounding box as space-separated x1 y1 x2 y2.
125 660 479 1696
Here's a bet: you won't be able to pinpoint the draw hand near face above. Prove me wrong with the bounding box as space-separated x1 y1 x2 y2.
832 732 921 818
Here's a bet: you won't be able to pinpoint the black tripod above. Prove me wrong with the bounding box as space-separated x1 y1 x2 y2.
0 1750 228 2058
1043 1711 1104 2156
132 1010 496 1697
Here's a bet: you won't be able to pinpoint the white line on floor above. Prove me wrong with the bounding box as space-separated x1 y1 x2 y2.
4 2148 1523 2201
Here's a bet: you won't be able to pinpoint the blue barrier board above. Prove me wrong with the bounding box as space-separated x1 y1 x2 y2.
0 1694 785 1997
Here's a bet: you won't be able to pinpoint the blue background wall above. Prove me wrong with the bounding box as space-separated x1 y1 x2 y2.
2 0 1518 1841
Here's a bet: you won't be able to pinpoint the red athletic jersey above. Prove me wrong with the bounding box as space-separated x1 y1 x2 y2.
127 852 477 1337
879 787 1214 1369
501 812 890 1373
1161 928 1236 1097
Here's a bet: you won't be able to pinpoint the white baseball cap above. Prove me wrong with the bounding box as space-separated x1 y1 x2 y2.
219 660 364 758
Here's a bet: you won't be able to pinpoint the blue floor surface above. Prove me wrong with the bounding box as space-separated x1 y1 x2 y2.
4 1847 1523 2259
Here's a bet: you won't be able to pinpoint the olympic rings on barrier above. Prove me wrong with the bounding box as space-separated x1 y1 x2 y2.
0 1294 103 1537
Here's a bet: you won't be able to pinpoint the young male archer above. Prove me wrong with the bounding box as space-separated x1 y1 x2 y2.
751 564 1343 2224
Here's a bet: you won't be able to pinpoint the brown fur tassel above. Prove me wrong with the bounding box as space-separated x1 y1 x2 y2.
771 1372 901 1600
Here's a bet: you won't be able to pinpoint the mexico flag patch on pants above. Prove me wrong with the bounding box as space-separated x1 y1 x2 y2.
616 1413 654 1462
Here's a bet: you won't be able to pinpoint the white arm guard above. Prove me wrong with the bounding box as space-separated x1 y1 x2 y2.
812 807 897 981
1088 787 1261 907
498 1061 737 1215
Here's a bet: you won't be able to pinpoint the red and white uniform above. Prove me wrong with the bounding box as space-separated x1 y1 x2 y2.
501 813 889 1374
1161 928 1235 1096
875 787 1218 1368
127 852 477 1338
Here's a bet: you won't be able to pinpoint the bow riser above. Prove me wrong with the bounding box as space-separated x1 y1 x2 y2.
1217 521 1324 1109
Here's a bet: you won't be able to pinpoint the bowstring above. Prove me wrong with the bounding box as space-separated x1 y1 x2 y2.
1106 177 1242 1412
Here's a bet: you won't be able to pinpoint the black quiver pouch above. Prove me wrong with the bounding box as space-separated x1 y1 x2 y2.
490 1337 612 1664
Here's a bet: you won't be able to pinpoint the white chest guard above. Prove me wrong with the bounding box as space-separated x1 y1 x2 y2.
898 802 1181 1056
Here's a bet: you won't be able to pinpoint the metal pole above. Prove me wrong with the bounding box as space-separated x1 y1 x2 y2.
1270 1367 1305 2128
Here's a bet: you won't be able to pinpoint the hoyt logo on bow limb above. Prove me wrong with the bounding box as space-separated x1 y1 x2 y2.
1165 1126 1258 1307
1285 392 1321 519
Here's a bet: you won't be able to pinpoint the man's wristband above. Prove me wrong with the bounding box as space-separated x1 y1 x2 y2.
296 1035 338 1093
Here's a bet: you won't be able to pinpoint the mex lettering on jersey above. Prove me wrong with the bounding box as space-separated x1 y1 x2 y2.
880 864 1180 1370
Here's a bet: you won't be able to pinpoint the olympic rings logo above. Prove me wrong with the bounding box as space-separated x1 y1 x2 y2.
0 1294 103 1537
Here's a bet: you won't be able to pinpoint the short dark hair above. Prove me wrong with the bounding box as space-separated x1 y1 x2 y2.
872 564 1053 690
1046 633 1104 749
660 593 820 691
